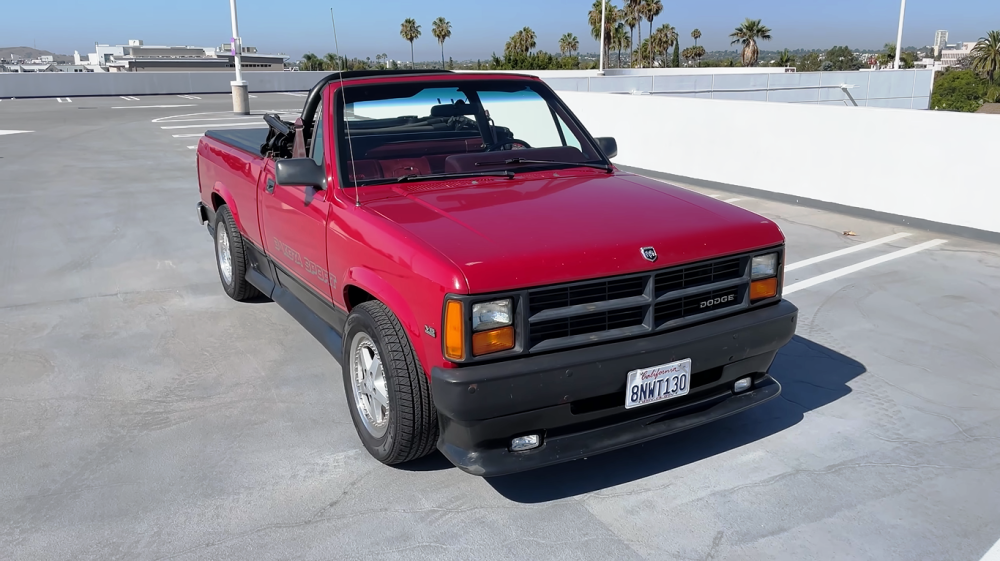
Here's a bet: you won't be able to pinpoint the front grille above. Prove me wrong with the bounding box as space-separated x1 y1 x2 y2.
529 277 645 314
655 256 742 294
654 286 742 325
530 307 645 348
526 253 757 352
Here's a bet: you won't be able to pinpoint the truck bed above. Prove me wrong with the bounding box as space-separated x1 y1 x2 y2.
205 128 268 156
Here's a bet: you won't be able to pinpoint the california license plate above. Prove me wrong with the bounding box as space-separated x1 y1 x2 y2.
624 358 692 409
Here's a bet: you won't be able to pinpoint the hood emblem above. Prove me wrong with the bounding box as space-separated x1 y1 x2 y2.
641 247 658 262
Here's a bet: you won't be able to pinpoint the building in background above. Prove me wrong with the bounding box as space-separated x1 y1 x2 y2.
933 30 949 56
75 39 287 72
940 42 977 68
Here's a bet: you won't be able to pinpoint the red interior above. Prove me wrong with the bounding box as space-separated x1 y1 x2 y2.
345 138 486 181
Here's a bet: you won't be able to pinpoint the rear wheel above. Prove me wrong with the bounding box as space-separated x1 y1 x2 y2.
213 205 260 301
343 301 438 465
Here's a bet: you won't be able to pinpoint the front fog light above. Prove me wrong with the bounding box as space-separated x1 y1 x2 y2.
734 377 753 393
472 299 513 332
751 253 778 280
511 434 541 452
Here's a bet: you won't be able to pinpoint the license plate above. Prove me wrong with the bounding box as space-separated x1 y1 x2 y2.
624 358 692 409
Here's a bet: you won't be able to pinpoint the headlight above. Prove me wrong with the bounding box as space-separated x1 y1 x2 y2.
472 299 513 332
751 253 778 280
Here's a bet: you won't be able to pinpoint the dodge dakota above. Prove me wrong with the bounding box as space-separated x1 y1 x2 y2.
196 70 798 476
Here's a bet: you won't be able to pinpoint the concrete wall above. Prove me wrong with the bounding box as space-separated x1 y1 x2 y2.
1 69 932 110
559 91 998 235
0 71 331 98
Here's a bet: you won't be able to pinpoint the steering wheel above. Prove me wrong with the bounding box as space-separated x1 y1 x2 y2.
485 138 532 152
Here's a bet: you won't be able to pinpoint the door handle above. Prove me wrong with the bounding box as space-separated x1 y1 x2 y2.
266 179 275 194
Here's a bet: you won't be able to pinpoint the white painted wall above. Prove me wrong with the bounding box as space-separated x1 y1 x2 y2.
560 91 1000 234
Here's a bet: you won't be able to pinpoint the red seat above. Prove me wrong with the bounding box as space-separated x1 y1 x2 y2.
379 157 432 178
345 160 383 182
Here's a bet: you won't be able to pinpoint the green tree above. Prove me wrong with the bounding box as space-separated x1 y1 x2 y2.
796 51 822 72
612 23 631 67
641 0 664 68
691 28 701 47
971 30 1000 84
559 32 579 56
431 17 452 69
681 46 695 65
399 18 421 68
323 52 341 71
623 5 639 66
654 23 676 67
825 45 862 71
626 0 642 66
672 41 680 67
589 0 619 66
777 48 795 67
931 69 988 112
506 27 538 55
692 45 706 66
729 18 772 67
300 53 321 71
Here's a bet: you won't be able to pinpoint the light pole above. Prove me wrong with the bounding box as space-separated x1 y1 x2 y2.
229 0 249 114
893 0 906 69
598 0 606 74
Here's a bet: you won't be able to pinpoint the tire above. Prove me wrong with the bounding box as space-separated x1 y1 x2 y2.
213 205 261 302
343 301 439 465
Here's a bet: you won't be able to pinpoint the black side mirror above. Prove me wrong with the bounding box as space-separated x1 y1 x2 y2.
595 137 618 159
275 158 326 189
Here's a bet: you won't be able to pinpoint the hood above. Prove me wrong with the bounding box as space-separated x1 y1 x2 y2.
366 170 784 294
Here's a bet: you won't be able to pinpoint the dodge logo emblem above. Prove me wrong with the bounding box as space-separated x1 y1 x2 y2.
641 247 658 262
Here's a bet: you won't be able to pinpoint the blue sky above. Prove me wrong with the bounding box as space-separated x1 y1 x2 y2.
2 0 997 60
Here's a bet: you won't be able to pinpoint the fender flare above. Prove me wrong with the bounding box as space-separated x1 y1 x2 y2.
211 182 247 235
343 267 428 367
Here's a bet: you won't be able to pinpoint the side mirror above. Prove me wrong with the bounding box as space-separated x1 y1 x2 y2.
595 137 618 159
275 158 326 189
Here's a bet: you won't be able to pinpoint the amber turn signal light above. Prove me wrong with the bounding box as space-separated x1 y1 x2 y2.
750 277 778 301
444 300 465 361
472 326 515 356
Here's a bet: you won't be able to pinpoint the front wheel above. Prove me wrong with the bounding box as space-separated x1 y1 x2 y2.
342 301 438 465
213 205 260 301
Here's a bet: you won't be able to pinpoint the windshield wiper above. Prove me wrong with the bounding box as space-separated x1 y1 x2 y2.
359 170 515 186
474 157 613 173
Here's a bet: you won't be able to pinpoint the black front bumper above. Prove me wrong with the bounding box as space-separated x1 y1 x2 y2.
431 300 798 476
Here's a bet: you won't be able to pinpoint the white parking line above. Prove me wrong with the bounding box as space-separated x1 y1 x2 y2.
277 92 308 97
707 194 722 198
56 97 72 103
786 233 913 272
723 198 742 203
120 96 141 101
980 537 1000 561
155 116 264 123
160 122 266 130
187 145 198 149
113 104 197 109
784 239 947 295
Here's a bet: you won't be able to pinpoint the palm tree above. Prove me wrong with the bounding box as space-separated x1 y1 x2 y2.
559 32 579 57
627 0 643 67
729 18 772 67
506 27 537 55
301 53 320 71
652 24 674 67
777 48 795 67
612 23 631 67
589 0 619 66
878 43 896 68
399 18 421 68
323 52 340 71
691 28 701 47
624 2 639 66
692 45 705 66
971 30 1000 84
431 17 452 69
642 0 664 70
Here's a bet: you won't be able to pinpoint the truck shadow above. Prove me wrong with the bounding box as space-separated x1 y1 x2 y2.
476 335 866 503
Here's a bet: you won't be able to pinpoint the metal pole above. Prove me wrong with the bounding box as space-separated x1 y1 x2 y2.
599 0 606 74
229 0 249 114
894 0 906 69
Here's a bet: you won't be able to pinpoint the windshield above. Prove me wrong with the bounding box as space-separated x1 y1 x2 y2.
336 80 605 185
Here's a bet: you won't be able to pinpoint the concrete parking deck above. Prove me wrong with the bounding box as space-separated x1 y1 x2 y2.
1 95 998 560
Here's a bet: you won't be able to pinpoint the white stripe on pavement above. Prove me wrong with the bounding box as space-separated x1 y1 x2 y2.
172 133 206 138
120 96 140 101
113 104 196 109
784 239 947 295
277 92 307 96
723 198 742 203
160 122 266 130
177 95 202 100
56 97 72 103
187 145 198 149
980 537 1000 561
154 116 264 123
0 130 33 136
707 194 722 198
786 233 913 272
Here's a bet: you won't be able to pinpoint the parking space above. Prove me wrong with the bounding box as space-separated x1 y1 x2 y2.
1 97 998 561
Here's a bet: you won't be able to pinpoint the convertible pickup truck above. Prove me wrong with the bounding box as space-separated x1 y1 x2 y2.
196 70 797 476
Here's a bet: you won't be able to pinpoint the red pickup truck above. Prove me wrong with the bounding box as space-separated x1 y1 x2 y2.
196 70 797 476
